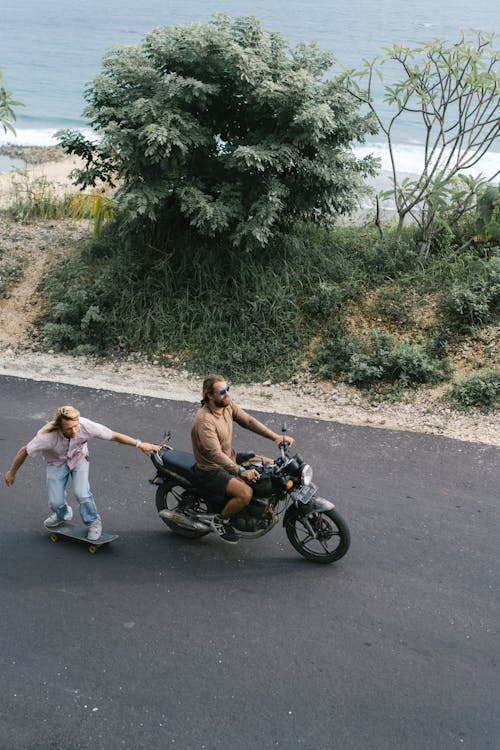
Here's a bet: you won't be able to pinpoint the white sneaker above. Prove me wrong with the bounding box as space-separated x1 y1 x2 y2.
87 520 102 541
44 506 73 528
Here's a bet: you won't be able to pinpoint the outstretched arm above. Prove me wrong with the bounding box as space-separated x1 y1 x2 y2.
111 432 160 455
4 446 28 486
234 407 294 447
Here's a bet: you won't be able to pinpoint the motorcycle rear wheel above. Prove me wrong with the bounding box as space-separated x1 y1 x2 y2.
285 508 350 564
155 484 210 539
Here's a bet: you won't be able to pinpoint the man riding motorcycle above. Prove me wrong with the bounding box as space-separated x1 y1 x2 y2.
190 374 294 543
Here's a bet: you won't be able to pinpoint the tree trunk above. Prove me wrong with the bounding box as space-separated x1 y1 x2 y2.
375 195 384 238
418 205 436 263
418 239 431 263
395 214 405 244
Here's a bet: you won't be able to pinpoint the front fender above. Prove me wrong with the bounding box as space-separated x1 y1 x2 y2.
305 496 335 513
283 496 335 526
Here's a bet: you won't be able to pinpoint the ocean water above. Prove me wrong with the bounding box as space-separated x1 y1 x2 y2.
1 0 499 175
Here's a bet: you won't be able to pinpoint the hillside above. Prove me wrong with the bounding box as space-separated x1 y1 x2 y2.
0 214 498 446
0 150 498 444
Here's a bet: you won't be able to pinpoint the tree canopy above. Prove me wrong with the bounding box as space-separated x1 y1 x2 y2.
60 15 377 252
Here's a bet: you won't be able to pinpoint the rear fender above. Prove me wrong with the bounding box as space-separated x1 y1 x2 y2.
161 470 191 487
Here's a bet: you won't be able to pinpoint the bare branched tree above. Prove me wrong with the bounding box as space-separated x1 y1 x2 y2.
341 30 499 259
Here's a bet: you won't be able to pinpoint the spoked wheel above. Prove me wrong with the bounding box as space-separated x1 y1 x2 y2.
155 484 210 539
285 508 350 564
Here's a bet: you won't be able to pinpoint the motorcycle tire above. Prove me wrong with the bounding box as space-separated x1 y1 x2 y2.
285 507 350 564
155 484 210 539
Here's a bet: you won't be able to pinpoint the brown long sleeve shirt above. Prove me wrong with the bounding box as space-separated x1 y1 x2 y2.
191 401 277 473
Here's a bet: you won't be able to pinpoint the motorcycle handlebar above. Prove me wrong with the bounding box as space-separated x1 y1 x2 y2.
277 440 290 462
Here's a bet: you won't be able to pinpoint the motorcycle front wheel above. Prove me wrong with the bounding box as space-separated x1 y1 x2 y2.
155 484 210 539
285 508 350 564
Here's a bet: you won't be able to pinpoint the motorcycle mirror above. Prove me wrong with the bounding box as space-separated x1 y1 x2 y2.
278 423 289 461
159 430 172 451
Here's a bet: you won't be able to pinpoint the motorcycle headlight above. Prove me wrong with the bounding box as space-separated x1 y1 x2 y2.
301 464 313 486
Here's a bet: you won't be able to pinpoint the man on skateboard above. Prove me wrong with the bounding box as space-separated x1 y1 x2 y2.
4 405 159 541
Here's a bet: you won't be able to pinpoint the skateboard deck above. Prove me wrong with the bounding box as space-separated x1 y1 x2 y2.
46 523 118 554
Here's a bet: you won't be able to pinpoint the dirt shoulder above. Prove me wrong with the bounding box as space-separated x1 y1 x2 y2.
0 218 88 344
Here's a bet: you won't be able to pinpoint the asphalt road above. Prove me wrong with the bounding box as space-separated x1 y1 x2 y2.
1 375 499 750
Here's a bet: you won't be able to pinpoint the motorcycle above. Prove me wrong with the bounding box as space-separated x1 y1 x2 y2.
149 425 350 564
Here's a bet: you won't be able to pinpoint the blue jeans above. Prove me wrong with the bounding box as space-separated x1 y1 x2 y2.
46 459 100 524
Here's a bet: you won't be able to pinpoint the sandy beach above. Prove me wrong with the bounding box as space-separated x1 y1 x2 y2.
0 155 85 208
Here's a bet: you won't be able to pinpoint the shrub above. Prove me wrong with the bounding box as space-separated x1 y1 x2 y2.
446 370 500 411
314 329 450 387
425 327 451 359
441 252 500 332
0 260 24 297
303 282 356 318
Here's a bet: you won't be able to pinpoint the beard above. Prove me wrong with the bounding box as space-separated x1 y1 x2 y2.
212 394 230 409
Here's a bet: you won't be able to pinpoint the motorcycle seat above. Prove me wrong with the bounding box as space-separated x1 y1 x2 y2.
159 449 197 481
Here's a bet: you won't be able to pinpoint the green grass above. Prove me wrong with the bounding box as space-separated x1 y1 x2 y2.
3 173 75 221
36 217 499 391
1 172 115 234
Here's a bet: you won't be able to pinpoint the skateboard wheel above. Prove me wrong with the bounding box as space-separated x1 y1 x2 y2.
50 534 58 543
88 545 97 554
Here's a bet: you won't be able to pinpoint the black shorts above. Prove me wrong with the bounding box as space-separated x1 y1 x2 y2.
194 466 233 497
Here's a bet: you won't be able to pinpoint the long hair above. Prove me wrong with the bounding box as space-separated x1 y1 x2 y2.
201 374 225 405
42 405 80 433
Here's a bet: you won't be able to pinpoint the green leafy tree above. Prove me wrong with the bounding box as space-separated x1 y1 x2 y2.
341 31 499 259
0 68 23 135
59 15 376 252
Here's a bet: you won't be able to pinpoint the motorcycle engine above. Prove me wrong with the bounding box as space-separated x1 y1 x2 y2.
233 497 274 533
252 477 273 498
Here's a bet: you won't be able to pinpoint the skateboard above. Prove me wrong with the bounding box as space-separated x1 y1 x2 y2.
46 523 118 554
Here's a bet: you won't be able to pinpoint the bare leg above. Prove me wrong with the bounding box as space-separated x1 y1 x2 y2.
221 477 253 518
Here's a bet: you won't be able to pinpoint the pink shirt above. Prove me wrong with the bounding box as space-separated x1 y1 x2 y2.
26 417 113 469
